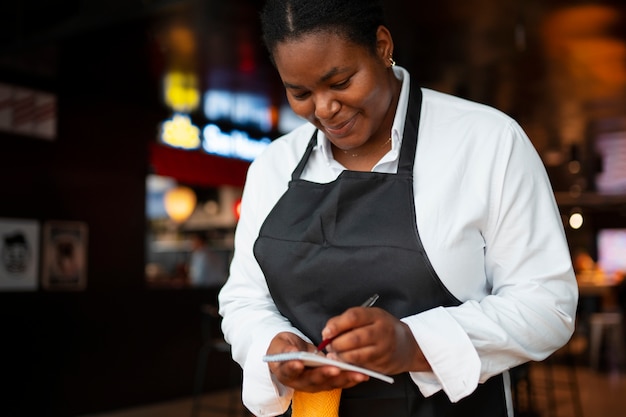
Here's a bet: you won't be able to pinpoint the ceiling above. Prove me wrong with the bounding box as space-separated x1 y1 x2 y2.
1 0 624 127
0 0 191 51
0 0 192 78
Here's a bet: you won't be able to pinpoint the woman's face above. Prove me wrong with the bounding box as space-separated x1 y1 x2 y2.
272 27 398 152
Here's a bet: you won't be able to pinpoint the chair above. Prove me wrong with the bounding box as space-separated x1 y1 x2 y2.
541 346 584 417
191 304 249 417
522 338 584 417
510 363 541 417
589 311 625 372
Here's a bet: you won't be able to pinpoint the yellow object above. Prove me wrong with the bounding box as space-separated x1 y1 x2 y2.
160 114 201 150
163 186 197 223
164 71 200 112
291 389 342 417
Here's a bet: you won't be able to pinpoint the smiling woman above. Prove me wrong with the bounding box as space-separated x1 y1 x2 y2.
270 22 400 171
217 1 578 417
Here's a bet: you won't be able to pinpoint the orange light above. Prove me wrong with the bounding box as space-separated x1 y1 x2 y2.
233 198 242 221
164 186 197 223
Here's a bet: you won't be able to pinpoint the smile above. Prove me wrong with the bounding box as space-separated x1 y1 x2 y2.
322 115 357 138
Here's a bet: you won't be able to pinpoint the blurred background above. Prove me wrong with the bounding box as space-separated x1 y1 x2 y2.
0 0 625 416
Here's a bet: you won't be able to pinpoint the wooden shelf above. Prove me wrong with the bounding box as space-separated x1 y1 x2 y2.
555 192 626 208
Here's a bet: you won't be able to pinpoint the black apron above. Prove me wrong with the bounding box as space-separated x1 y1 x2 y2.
254 87 507 417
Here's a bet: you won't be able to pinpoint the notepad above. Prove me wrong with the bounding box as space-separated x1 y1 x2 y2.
263 351 394 384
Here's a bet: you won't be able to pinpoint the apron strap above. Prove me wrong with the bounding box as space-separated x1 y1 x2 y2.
397 86 422 175
292 130 318 181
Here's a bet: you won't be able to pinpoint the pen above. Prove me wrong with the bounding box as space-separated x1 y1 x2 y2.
315 293 380 352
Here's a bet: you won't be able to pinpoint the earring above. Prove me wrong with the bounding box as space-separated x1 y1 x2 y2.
389 56 396 67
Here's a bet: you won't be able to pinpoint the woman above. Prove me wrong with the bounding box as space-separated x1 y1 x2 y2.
218 0 578 416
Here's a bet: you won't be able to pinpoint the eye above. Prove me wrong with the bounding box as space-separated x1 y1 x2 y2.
290 90 311 100
331 78 350 90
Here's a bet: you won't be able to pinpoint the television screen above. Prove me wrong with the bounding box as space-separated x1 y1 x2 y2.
597 229 626 274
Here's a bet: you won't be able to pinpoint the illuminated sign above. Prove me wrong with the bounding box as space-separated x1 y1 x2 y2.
159 117 270 160
204 90 273 133
159 77 277 161
160 114 201 150
163 72 200 113
202 124 270 161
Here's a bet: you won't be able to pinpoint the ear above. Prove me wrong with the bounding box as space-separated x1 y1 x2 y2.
375 25 394 67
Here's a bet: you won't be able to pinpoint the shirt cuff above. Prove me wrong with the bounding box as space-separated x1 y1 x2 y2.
401 306 481 402
241 334 293 416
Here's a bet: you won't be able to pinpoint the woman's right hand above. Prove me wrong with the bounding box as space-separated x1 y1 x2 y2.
266 332 369 392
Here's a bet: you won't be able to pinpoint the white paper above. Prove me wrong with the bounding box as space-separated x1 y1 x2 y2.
263 351 394 384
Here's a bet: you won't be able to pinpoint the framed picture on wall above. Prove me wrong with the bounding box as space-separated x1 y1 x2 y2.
42 221 88 291
0 218 40 291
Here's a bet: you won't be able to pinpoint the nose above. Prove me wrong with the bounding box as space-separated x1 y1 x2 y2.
314 92 340 121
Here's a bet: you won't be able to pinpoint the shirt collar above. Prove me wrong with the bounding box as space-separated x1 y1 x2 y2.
317 66 412 166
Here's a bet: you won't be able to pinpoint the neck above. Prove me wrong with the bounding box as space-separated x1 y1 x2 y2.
331 136 392 171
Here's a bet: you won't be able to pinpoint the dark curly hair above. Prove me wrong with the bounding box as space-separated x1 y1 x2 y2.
260 0 386 58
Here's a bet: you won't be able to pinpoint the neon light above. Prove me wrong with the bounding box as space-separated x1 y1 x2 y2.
202 123 270 161
163 72 200 112
160 114 201 150
204 90 273 132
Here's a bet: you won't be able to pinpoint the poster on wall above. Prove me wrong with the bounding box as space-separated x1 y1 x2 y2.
42 221 88 291
0 218 40 291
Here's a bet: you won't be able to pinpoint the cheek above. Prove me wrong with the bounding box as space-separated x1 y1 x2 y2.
287 97 314 121
359 85 390 123
360 82 387 110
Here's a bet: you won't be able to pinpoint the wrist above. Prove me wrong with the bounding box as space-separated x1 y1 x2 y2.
400 322 432 372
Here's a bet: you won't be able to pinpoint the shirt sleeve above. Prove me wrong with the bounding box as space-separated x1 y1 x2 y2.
405 120 578 402
218 148 308 417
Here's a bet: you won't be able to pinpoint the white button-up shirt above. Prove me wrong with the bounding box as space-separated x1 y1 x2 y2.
218 66 578 417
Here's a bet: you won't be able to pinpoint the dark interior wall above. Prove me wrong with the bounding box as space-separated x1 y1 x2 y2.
0 18 230 417
1 0 624 415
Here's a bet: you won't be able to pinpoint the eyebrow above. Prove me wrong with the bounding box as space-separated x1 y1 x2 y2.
283 66 347 89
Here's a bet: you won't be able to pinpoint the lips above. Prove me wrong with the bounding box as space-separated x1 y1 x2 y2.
322 115 356 138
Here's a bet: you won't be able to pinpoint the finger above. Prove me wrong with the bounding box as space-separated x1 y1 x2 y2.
322 307 376 341
326 318 380 354
269 358 305 378
293 368 370 392
327 339 379 368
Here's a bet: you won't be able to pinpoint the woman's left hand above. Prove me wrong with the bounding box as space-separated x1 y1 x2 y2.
322 306 432 375
266 331 370 392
